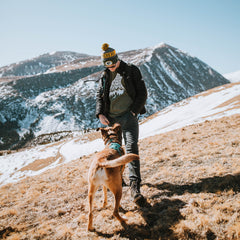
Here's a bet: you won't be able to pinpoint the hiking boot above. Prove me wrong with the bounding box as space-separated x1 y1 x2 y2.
130 181 146 207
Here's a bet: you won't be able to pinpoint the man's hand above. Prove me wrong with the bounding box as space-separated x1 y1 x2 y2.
99 114 110 126
131 111 136 117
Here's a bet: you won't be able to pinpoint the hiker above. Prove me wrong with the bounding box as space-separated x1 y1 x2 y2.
95 43 148 206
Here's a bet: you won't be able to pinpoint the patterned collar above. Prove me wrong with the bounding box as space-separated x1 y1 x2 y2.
108 142 123 156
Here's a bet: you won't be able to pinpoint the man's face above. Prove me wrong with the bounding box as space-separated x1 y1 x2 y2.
106 61 120 72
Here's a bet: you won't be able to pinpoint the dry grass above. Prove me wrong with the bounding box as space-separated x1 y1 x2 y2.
0 114 240 239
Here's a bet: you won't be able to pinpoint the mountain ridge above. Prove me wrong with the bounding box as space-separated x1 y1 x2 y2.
0 51 90 77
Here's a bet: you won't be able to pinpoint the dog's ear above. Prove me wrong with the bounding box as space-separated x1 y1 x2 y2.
113 123 121 132
97 127 106 132
98 127 107 137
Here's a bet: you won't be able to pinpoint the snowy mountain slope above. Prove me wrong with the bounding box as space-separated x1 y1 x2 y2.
45 55 102 73
224 70 240 83
140 82 240 139
0 51 89 77
0 43 229 150
0 82 239 186
138 44 228 114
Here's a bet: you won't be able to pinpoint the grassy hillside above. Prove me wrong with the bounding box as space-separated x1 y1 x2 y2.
0 114 240 239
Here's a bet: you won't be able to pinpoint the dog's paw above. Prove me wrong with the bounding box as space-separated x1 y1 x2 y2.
87 226 95 232
120 218 128 228
119 206 127 213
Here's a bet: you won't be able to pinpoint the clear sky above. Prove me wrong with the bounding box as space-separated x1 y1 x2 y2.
0 0 239 74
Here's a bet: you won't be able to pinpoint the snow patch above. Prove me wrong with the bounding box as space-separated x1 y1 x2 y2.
140 83 240 139
60 138 104 162
224 70 240 83
50 51 57 55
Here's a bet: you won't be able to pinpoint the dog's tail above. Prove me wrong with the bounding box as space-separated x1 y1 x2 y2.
98 153 139 168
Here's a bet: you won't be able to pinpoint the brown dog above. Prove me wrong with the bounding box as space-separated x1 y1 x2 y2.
87 123 139 231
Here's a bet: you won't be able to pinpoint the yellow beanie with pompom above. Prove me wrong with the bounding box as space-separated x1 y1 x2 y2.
101 43 109 51
101 43 118 67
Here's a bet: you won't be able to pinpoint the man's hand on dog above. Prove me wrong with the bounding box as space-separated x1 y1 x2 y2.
99 114 110 126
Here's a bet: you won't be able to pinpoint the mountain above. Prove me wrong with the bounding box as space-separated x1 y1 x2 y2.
0 51 89 77
0 43 229 150
224 70 240 83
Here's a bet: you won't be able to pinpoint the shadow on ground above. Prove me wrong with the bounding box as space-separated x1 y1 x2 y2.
95 198 185 240
145 173 240 199
94 173 240 239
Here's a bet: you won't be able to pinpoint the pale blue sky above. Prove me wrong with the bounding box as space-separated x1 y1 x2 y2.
0 0 239 74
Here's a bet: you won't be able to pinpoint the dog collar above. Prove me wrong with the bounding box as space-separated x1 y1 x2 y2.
109 142 123 156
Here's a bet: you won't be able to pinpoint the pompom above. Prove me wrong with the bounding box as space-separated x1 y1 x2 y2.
102 43 109 51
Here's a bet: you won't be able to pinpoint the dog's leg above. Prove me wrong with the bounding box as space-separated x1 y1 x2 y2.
109 184 127 227
114 188 127 227
102 185 108 208
87 184 97 231
119 166 125 210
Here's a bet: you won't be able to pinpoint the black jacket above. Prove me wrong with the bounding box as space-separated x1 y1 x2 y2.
96 60 147 118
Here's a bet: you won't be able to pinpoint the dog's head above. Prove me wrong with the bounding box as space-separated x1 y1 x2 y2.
97 123 122 145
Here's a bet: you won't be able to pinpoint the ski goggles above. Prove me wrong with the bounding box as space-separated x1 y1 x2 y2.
104 61 117 69
104 60 115 67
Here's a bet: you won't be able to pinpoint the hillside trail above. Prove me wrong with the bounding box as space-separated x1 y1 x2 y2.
0 114 240 239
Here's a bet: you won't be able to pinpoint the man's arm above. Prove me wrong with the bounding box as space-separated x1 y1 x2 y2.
95 77 105 118
130 65 147 115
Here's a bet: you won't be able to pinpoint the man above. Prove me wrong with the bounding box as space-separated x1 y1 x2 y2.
95 43 148 206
